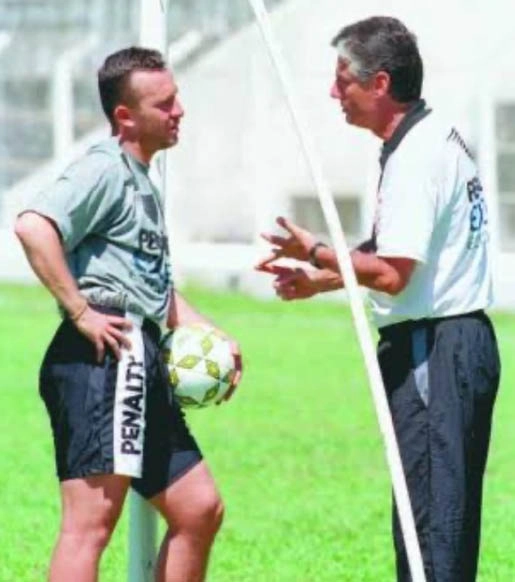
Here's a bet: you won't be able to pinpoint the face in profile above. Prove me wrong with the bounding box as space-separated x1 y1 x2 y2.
122 69 184 153
330 58 378 130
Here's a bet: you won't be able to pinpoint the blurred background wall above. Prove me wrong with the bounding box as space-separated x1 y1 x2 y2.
0 0 513 306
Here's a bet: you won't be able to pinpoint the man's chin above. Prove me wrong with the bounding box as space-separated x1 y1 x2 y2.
169 131 180 145
157 136 179 150
344 112 367 129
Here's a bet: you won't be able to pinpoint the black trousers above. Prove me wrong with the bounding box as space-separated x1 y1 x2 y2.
378 311 500 582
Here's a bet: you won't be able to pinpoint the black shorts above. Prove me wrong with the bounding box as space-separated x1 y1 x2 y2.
39 306 202 499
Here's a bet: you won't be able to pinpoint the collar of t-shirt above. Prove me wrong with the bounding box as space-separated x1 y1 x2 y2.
118 144 151 186
379 99 432 171
369 100 432 251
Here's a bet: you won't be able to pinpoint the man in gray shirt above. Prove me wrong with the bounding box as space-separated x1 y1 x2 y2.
15 47 242 582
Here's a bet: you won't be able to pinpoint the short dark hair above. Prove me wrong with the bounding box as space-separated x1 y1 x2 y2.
331 16 423 103
98 46 166 126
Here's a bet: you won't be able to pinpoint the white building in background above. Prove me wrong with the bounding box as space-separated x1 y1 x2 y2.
166 0 515 304
1 0 515 306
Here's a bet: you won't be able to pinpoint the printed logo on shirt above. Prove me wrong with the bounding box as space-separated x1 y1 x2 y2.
133 228 171 293
448 127 474 161
466 176 489 249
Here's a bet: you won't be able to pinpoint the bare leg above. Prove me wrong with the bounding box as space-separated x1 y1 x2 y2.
49 474 130 582
150 461 224 582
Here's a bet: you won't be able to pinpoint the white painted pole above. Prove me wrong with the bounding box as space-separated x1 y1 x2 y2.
0 32 12 190
246 2 427 581
140 0 169 203
128 2 168 581
140 0 168 50
52 58 73 159
51 35 97 159
128 491 158 582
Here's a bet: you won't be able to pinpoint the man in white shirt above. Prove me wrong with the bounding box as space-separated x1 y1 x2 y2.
257 16 500 582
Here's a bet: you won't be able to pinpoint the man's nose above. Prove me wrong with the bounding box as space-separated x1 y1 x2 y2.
172 99 184 118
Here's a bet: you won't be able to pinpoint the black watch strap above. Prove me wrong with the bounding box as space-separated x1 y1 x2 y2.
308 241 328 268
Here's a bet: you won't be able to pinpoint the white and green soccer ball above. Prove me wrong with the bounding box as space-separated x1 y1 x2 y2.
162 323 236 409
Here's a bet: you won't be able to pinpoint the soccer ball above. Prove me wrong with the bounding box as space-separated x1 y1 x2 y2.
161 323 236 409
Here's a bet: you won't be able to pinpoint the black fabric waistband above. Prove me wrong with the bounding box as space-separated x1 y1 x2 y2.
88 304 162 343
379 310 486 338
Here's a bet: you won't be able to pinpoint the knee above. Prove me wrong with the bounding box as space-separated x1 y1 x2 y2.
60 505 119 556
196 494 225 536
86 524 115 553
210 496 225 533
178 493 225 540
60 522 114 555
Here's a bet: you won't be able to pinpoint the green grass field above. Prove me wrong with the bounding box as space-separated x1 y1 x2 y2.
0 284 514 581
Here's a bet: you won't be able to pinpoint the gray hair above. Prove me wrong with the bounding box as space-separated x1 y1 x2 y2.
331 16 423 103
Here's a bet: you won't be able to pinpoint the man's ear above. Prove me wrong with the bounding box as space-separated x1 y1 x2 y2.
373 71 391 98
113 104 135 132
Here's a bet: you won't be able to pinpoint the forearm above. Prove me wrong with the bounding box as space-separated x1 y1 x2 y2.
351 251 409 294
309 238 408 294
15 212 86 317
167 290 212 328
311 237 375 272
312 268 344 293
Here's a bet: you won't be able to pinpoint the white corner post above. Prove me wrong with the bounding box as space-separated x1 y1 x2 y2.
51 35 97 159
128 3 169 582
140 0 170 203
128 489 158 582
0 32 12 190
246 1 427 581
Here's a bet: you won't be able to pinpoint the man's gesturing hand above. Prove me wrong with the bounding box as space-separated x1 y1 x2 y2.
258 264 343 300
257 216 316 269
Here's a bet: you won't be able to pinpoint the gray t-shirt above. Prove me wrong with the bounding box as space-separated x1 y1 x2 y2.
26 137 172 322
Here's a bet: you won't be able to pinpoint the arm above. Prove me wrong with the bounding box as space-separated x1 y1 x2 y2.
262 253 414 300
167 290 243 401
15 212 86 317
15 211 131 361
311 245 415 295
261 265 343 301
351 251 415 295
167 289 215 329
257 218 415 296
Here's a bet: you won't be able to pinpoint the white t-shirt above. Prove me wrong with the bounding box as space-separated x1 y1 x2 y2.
369 106 493 328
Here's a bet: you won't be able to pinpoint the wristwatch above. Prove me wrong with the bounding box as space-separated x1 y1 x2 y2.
308 241 328 268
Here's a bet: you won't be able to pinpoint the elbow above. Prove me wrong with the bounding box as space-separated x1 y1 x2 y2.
388 282 407 296
384 275 411 296
14 213 33 244
371 258 415 296
376 272 410 296
15 212 58 246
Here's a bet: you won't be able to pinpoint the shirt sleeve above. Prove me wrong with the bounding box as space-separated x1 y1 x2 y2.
25 153 124 251
375 155 437 264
